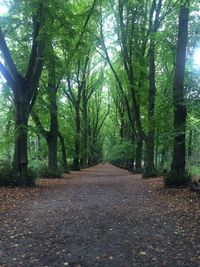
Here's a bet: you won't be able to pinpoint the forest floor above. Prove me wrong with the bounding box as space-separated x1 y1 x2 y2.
0 164 200 267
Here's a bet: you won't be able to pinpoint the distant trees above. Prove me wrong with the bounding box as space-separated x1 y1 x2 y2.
0 0 105 186
101 0 199 186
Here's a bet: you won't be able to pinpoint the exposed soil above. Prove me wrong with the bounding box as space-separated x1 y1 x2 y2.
1 164 200 267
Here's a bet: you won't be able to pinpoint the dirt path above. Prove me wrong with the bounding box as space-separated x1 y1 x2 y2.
1 164 200 267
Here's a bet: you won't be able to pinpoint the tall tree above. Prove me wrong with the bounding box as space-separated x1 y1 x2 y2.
81 56 103 167
100 1 146 172
0 2 46 185
31 43 60 176
64 59 88 170
170 0 190 185
144 0 163 176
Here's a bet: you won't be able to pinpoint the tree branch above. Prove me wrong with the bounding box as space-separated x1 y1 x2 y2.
31 110 49 139
63 78 77 107
0 27 23 82
100 15 134 133
75 0 97 50
25 5 44 81
0 61 16 89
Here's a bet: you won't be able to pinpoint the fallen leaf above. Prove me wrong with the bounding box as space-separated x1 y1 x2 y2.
139 251 147 256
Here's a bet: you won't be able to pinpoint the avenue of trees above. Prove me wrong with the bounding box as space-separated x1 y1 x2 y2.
0 0 199 187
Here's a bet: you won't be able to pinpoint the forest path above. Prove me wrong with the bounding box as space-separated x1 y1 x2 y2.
1 164 200 267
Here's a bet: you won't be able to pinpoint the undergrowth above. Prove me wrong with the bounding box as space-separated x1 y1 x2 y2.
164 170 191 187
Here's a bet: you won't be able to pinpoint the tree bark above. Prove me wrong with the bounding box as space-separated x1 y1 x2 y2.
135 137 143 173
47 45 58 176
144 0 163 177
81 84 88 168
47 134 57 175
58 132 68 172
73 107 81 170
188 130 192 159
170 1 189 183
160 148 166 170
13 98 29 185
5 118 11 162
35 135 41 160
144 40 156 176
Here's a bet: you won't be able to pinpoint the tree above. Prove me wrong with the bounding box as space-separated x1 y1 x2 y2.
0 2 46 185
64 60 87 170
31 43 60 176
169 0 190 186
144 0 163 176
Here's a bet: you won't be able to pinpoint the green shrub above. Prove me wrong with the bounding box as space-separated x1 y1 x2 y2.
26 168 38 186
155 168 167 176
28 160 46 175
164 170 191 187
28 160 64 178
106 139 135 163
37 163 63 178
188 165 200 176
0 161 18 186
0 161 37 186
142 170 157 178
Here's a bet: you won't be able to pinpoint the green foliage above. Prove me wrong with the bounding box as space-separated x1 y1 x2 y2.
29 160 63 178
0 161 17 186
38 164 63 178
188 165 200 177
106 139 135 162
26 168 38 186
0 161 37 187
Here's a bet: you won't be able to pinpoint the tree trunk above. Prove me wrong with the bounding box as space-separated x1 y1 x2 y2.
47 134 57 176
46 45 58 176
144 0 163 177
5 119 11 162
13 99 29 186
88 155 92 167
144 133 155 176
58 132 68 172
170 1 189 184
73 107 81 170
81 95 88 168
32 103 58 177
188 130 192 159
35 135 41 160
46 102 58 176
144 41 156 177
135 137 143 173
128 158 134 172
160 149 166 170
155 140 159 170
